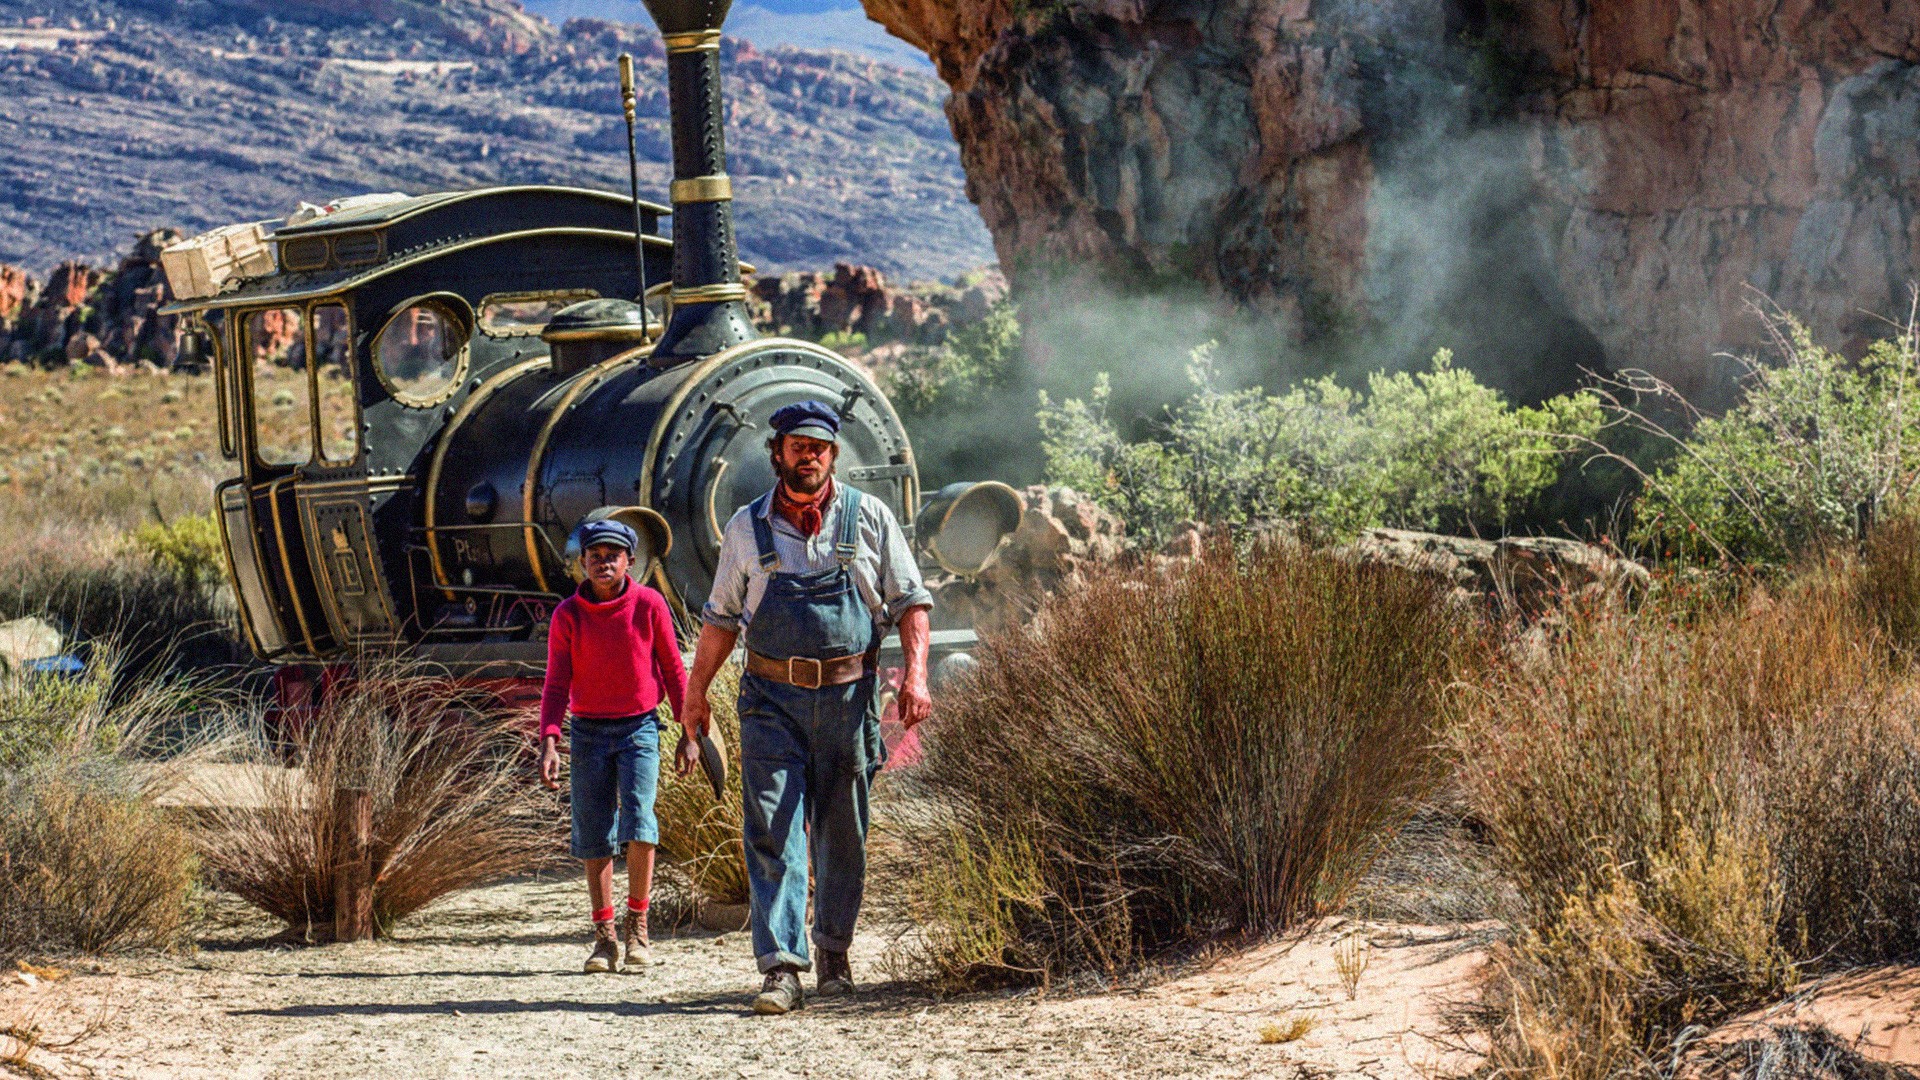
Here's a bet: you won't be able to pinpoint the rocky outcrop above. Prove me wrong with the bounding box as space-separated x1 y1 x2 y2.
749 262 1007 346
1 230 209 370
1338 528 1650 616
931 494 1646 633
862 0 1920 399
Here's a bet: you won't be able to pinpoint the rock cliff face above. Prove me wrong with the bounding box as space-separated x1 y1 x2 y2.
862 0 1920 398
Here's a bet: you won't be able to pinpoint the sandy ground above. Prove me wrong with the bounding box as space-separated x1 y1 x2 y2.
0 878 1489 1080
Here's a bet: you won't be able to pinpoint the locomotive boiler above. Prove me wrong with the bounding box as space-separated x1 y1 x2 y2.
160 0 1020 679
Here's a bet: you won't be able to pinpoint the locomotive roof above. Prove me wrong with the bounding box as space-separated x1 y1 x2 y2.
271 185 669 238
161 185 672 315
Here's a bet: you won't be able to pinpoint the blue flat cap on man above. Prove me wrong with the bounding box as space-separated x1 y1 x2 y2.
769 400 840 443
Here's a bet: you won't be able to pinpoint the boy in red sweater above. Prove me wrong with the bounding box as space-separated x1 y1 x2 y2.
538 519 689 973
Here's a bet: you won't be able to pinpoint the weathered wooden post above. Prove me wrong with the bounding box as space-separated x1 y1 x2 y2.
332 786 373 942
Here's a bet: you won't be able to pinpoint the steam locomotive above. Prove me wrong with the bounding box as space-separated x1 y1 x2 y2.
159 0 1020 685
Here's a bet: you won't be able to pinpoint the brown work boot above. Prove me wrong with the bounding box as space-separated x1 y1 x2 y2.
752 967 805 1015
583 919 619 973
816 950 854 997
621 908 651 970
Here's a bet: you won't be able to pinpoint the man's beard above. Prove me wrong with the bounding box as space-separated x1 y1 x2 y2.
775 458 831 496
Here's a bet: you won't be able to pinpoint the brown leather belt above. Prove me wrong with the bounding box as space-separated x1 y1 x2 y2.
745 649 876 690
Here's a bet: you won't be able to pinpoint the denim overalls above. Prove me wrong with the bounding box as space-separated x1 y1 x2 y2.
738 487 886 974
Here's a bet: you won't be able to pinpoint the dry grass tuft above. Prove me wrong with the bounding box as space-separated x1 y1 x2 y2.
901 541 1470 988
653 661 748 906
0 651 224 958
1455 541 1920 1076
1258 1013 1315 1044
1334 931 1371 1000
190 662 553 938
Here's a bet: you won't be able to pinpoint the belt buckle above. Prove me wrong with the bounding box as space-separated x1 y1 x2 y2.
786 656 824 690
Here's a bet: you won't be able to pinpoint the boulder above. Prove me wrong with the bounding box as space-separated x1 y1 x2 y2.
1337 528 1650 615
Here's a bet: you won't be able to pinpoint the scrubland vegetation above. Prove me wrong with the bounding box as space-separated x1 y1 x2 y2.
0 652 220 958
1039 344 1604 545
4 295 1920 1078
652 662 751 911
190 667 552 938
901 542 1470 987
892 299 1920 1073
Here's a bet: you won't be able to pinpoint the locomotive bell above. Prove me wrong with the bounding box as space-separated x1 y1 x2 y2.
541 298 653 377
914 481 1026 576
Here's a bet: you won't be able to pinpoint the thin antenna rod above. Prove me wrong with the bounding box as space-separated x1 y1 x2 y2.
618 52 653 340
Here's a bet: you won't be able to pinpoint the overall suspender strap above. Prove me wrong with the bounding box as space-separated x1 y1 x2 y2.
834 488 862 567
748 492 779 570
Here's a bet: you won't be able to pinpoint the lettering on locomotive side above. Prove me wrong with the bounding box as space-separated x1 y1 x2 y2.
451 534 497 567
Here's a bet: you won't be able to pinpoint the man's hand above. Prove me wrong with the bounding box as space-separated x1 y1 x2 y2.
675 728 703 777
679 692 711 741
897 673 932 730
538 735 561 790
896 604 933 730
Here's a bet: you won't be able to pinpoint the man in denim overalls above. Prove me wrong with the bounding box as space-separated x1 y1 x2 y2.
680 399 934 1015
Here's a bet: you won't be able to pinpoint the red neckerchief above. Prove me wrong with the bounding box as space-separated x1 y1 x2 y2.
773 477 832 539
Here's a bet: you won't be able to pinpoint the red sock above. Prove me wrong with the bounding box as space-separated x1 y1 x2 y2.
592 905 614 923
627 896 648 914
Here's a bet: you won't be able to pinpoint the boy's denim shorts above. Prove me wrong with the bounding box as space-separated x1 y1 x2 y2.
568 711 661 859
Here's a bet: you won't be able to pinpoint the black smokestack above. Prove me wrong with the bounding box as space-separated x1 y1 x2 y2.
639 0 757 363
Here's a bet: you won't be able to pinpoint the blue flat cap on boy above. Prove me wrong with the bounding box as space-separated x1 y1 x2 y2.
576 518 639 554
769 400 840 443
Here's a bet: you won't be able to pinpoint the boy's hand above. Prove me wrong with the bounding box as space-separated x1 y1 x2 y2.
538 735 561 790
675 729 702 777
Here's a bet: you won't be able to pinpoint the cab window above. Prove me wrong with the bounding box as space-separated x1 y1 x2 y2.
246 306 310 466
313 304 358 463
479 291 595 337
374 299 468 406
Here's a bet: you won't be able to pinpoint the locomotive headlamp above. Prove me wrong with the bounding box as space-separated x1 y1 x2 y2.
914 482 1025 577
564 505 674 583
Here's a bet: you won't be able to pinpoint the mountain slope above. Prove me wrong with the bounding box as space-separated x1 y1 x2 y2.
0 0 990 280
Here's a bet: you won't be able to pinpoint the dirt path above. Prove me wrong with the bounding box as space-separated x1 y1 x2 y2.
3 879 1486 1079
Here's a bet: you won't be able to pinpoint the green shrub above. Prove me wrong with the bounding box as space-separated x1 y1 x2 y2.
131 512 225 588
1038 345 1602 546
887 300 1021 415
885 300 1035 487
902 542 1468 987
1623 306 1920 565
818 329 868 353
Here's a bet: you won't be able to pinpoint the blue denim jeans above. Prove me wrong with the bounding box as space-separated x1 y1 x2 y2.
568 712 661 859
738 672 884 973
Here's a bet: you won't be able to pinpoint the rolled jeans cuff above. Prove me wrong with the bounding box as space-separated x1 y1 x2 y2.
757 948 810 974
811 928 853 954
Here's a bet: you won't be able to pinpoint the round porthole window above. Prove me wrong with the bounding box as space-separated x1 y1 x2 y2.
374 295 471 407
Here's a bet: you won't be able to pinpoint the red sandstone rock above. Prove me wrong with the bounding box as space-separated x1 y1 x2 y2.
862 0 1920 396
